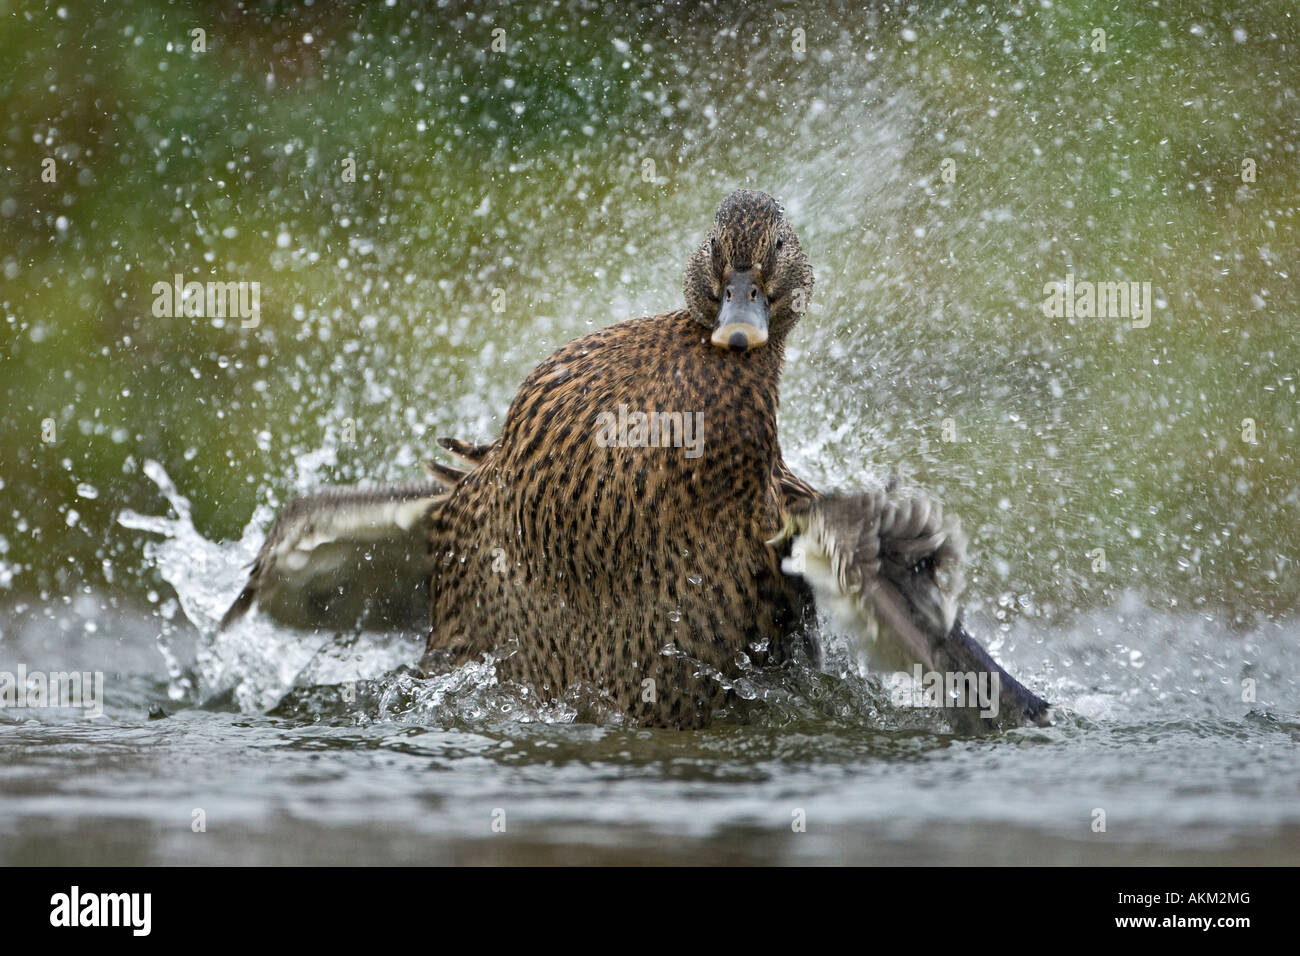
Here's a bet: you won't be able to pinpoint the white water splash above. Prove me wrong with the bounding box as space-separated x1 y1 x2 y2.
119 460 422 711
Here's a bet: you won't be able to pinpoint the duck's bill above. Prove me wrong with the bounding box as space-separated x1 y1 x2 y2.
711 268 769 351
712 316 767 351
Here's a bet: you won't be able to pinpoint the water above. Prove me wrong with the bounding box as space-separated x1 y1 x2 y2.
2 1 1297 864
1 461 1296 864
2 608 1297 864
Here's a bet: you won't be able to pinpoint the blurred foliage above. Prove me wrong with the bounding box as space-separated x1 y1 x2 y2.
0 0 1296 627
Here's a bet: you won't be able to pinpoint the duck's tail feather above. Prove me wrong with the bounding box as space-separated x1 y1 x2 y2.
436 436 495 467
774 489 1050 730
422 459 468 489
218 482 446 633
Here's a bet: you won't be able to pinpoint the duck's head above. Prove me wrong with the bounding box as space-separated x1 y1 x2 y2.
683 189 815 352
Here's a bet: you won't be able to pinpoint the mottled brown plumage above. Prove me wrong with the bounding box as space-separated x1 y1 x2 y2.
422 190 818 727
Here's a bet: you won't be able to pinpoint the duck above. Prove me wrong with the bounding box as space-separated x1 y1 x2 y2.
222 189 1050 730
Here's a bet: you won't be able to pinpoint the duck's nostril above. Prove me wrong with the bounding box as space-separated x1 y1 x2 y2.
728 331 749 352
724 289 733 302
749 287 758 301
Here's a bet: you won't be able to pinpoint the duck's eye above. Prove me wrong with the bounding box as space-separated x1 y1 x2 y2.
775 237 784 251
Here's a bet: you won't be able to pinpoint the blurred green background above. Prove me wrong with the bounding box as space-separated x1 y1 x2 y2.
1 0 1296 629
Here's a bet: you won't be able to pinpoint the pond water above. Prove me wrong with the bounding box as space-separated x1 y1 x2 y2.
1 1 1296 864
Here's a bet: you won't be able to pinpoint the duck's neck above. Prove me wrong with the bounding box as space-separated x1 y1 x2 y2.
673 312 786 480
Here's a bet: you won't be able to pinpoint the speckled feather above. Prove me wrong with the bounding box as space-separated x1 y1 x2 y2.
422 309 818 728
417 191 822 728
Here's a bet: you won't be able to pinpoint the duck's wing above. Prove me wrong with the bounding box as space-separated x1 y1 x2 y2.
773 489 1050 730
218 482 445 633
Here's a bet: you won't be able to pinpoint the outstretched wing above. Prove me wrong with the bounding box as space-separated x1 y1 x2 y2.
219 482 445 633
222 437 499 633
774 488 1050 730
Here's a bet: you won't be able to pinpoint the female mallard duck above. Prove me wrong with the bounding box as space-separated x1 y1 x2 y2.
222 189 1049 730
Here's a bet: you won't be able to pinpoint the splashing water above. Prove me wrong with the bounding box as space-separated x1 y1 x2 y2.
115 462 1298 739
119 459 423 712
